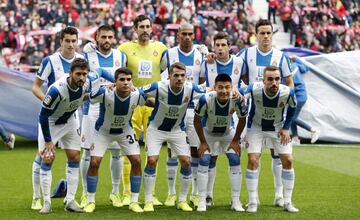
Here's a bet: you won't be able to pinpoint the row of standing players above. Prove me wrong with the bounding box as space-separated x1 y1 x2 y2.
30 15 317 214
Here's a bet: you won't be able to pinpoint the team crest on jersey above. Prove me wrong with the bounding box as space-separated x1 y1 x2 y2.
132 52 136 56
153 50 158 56
196 59 200 65
272 61 278 66
131 104 136 110
115 60 120 67
234 67 240 75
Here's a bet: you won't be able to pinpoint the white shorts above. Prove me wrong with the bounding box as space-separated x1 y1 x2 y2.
185 109 200 147
91 131 140 157
38 116 81 152
146 126 190 157
204 129 236 156
81 104 119 150
246 126 292 155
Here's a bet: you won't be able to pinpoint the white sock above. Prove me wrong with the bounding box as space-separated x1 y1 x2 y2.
40 163 52 203
66 161 79 203
207 166 216 198
166 157 178 195
245 169 258 204
144 165 156 202
229 165 242 199
178 167 192 202
131 193 139 203
282 168 295 204
197 165 208 200
272 158 283 198
88 192 95 203
32 154 41 199
191 157 199 195
109 149 122 194
80 149 90 195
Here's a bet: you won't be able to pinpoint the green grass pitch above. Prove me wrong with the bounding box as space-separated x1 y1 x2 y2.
1 138 360 220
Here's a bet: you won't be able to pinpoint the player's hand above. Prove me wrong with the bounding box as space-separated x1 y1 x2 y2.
106 83 115 92
278 129 291 145
206 52 216 64
197 142 210 157
228 140 241 156
231 88 241 100
41 142 55 163
83 42 97 53
196 44 209 56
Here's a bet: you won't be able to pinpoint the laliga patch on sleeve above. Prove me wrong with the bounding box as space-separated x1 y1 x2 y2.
43 95 53 107
142 84 152 91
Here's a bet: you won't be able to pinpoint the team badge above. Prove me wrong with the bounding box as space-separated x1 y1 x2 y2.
234 67 239 75
132 52 136 56
272 61 278 66
153 50 158 56
131 104 136 110
115 60 120 67
196 59 200 65
81 135 85 143
43 95 52 106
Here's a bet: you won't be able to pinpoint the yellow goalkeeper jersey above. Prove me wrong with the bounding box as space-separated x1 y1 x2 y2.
118 40 167 87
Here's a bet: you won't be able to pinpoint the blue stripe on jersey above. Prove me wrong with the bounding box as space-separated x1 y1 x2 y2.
165 50 170 69
83 100 90 115
38 57 50 77
114 94 130 115
68 87 83 102
279 54 284 77
54 110 77 125
247 90 256 129
98 52 114 67
195 95 207 115
121 52 125 67
215 100 230 116
204 63 210 87
256 50 272 66
244 48 249 74
261 91 279 131
148 89 159 123
60 56 71 73
178 49 194 66
95 95 106 131
48 61 55 86
216 59 234 75
84 53 88 61
158 118 178 131
168 87 184 105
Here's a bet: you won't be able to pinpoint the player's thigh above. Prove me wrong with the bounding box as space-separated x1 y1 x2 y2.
267 131 293 155
38 123 68 152
146 127 166 156
219 130 237 154
168 130 190 157
246 128 264 154
80 114 96 149
60 119 82 151
91 132 114 157
117 132 141 156
185 110 200 147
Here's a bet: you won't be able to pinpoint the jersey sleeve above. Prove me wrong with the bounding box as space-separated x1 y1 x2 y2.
194 95 207 117
95 68 115 82
234 98 248 118
160 49 169 72
90 87 105 104
199 61 206 78
244 83 254 99
142 82 158 98
287 88 296 108
37 56 52 81
42 86 61 110
137 88 147 106
281 53 293 77
191 83 206 101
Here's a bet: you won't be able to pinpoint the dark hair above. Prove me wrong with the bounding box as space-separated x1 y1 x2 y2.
255 19 273 34
96 25 115 36
70 58 89 72
215 74 232 84
213 32 230 45
134 14 151 28
115 67 133 80
169 62 186 74
263 65 279 77
60 26 78 40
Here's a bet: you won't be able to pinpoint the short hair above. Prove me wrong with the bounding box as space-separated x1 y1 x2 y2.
169 62 186 74
255 19 273 34
134 14 151 28
115 67 133 80
263 65 279 77
215 74 232 84
96 24 115 36
60 26 78 40
178 22 194 32
70 58 89 72
213 32 230 45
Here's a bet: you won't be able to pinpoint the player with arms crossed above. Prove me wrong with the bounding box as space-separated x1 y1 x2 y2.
244 66 298 213
194 74 247 212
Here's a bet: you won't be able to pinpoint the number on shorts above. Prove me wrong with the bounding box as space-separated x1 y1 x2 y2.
126 134 137 144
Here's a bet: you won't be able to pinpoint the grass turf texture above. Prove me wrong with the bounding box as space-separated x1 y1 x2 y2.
1 138 359 220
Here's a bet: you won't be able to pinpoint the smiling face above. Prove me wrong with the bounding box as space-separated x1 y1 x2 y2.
96 29 114 54
215 80 232 103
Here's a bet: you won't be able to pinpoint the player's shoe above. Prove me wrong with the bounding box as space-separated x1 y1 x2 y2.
39 201 51 214
64 200 84 212
310 129 320 144
5 133 15 150
129 202 144 213
274 197 285 207
230 200 245 212
284 203 299 213
109 193 123 207
84 202 95 213
143 201 154 212
177 201 193 211
291 136 300 146
121 194 131 206
246 203 258 213
206 196 214 206
197 199 206 212
80 194 88 208
152 196 163 206
190 195 199 207
31 198 42 210
164 194 176 206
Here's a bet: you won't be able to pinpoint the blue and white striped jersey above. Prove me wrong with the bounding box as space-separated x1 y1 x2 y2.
245 82 296 131
161 46 203 84
200 55 244 88
39 75 98 142
195 91 247 135
91 88 146 135
37 52 84 86
238 46 292 84
143 80 205 132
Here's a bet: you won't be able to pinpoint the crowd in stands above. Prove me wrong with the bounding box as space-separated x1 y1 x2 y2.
0 0 359 72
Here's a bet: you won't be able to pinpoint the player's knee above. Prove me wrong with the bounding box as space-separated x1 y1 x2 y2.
199 154 211 166
67 152 81 162
146 156 158 168
129 156 141 168
247 155 259 168
89 158 101 170
281 155 293 168
227 153 240 166
179 156 191 168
